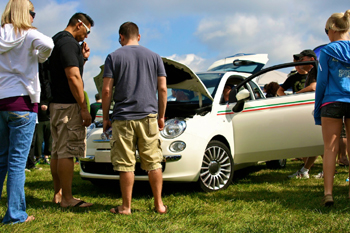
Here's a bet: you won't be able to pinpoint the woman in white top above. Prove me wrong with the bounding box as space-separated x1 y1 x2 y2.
0 0 54 224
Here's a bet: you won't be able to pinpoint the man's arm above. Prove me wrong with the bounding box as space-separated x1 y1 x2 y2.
277 86 286 96
297 82 316 93
102 77 114 132
65 66 91 126
157 76 167 131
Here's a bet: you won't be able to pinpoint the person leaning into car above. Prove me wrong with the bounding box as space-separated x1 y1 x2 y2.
49 12 94 208
102 22 168 215
276 49 316 96
287 50 321 179
295 50 317 93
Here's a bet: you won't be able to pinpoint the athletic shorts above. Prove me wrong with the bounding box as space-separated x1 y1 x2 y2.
110 113 163 172
321 102 350 119
50 103 86 159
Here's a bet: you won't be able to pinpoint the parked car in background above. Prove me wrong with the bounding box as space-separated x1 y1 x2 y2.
81 56 323 192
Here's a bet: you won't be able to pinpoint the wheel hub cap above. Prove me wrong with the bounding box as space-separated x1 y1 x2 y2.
209 161 219 174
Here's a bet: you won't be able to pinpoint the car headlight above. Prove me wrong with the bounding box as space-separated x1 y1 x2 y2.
169 141 186 152
86 123 96 139
161 118 186 139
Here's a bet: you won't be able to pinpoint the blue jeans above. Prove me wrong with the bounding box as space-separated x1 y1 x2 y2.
0 111 36 224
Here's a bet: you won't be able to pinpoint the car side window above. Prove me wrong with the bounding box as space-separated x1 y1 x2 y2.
221 76 245 104
249 81 264 99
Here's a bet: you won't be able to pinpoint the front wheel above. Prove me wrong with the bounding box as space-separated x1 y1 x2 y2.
199 140 234 192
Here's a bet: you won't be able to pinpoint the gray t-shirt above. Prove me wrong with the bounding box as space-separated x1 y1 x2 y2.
103 45 166 120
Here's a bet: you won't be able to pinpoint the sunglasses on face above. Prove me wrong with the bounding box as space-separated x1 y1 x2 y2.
29 10 35 19
78 19 90 35
325 28 329 35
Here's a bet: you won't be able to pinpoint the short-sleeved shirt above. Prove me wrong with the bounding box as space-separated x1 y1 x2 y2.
90 102 102 122
49 31 84 103
304 67 317 88
281 72 308 93
103 45 166 120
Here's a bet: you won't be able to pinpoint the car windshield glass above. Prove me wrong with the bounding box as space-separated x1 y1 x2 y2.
167 73 224 103
207 63 264 74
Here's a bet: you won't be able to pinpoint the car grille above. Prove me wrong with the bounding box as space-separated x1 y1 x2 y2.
80 161 166 176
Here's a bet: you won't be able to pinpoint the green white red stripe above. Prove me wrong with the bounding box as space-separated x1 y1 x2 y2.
217 99 315 115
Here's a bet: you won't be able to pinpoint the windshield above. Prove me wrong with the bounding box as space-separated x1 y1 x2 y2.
207 62 264 74
167 73 224 103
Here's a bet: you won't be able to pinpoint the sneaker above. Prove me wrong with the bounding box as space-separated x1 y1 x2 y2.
288 170 309 179
312 171 335 179
313 171 324 179
26 166 43 171
40 158 50 165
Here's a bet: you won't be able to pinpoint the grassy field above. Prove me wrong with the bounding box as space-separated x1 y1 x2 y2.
1 158 350 232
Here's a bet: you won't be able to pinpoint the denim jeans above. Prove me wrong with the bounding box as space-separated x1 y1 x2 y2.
0 111 37 224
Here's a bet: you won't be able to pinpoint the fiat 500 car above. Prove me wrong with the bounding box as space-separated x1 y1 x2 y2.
80 57 323 192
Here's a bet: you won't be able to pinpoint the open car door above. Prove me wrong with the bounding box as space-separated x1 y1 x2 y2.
230 61 323 163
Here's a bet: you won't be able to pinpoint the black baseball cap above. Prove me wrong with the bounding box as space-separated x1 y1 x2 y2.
293 49 317 60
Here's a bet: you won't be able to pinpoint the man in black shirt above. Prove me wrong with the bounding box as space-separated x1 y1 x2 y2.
277 49 316 96
295 50 317 93
49 13 94 208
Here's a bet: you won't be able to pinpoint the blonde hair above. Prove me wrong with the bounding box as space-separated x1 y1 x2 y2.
325 10 350 33
1 0 36 33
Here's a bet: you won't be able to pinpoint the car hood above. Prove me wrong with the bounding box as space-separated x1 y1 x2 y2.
162 57 213 101
93 58 213 102
207 53 268 73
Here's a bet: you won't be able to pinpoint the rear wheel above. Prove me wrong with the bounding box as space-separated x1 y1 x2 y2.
199 140 234 192
266 159 287 169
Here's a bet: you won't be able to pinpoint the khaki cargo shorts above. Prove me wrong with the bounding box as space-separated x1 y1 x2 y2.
110 113 163 172
50 103 86 159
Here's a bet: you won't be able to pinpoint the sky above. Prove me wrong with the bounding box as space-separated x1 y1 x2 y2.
1 0 349 102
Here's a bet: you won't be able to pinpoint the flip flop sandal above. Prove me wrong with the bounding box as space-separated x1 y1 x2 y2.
110 206 131 215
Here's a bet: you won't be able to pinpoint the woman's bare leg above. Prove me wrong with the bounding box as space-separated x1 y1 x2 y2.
321 117 342 196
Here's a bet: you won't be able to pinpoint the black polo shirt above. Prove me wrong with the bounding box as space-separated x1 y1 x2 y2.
49 31 84 103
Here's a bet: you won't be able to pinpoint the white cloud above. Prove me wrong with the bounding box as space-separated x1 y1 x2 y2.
194 12 329 66
1 0 349 101
167 54 212 72
83 55 105 103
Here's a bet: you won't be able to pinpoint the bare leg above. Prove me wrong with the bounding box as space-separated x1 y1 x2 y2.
148 168 166 213
304 156 318 170
56 158 92 207
338 137 349 165
50 158 62 203
322 117 342 196
345 119 350 198
112 171 134 215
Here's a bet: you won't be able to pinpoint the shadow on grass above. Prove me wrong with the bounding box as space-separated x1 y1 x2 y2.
22 160 349 212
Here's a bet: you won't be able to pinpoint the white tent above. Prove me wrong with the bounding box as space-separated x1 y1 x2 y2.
254 70 288 86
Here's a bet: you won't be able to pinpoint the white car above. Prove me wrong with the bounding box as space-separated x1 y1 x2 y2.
80 56 323 192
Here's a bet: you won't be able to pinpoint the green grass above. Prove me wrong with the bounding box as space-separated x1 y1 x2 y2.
1 158 350 232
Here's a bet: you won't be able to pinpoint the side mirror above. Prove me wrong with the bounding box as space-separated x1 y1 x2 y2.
236 89 250 101
232 89 250 113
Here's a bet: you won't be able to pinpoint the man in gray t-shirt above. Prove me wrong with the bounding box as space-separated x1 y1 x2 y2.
103 43 166 120
102 22 168 215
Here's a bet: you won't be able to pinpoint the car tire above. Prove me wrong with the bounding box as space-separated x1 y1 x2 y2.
199 140 234 192
266 159 287 169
